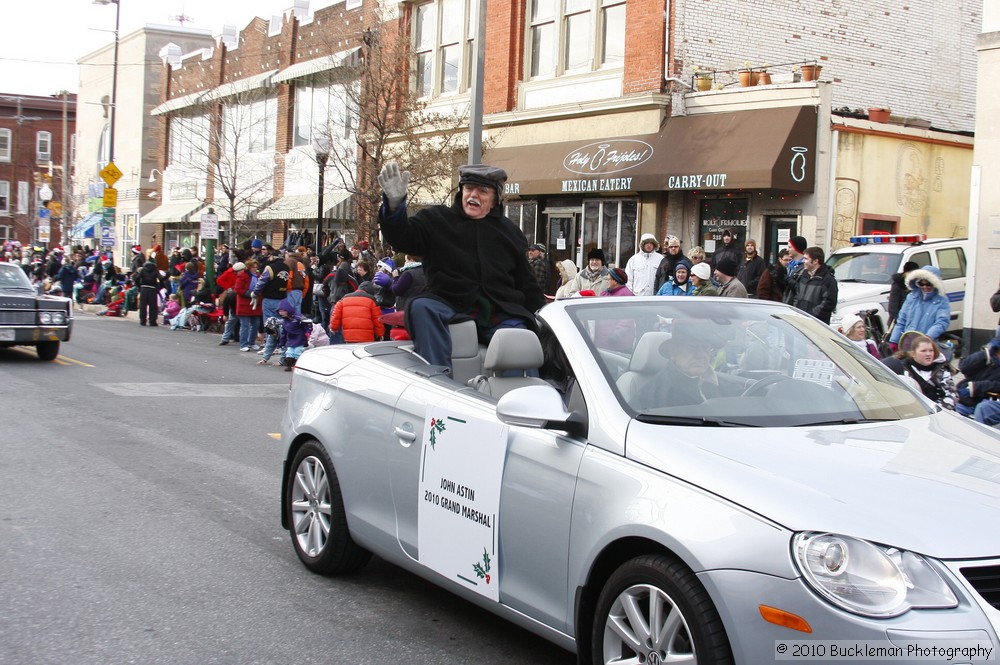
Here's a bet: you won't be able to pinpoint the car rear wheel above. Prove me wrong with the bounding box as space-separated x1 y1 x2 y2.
36 341 59 361
592 554 732 665
286 440 371 575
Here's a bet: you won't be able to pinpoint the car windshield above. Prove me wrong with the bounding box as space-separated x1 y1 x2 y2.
0 263 34 291
567 299 932 427
825 252 901 284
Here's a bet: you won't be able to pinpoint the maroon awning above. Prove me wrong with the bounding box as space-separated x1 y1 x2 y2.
485 105 818 196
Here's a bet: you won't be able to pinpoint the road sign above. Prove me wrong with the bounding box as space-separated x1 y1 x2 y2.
48 201 62 217
200 212 219 240
100 225 116 247
103 187 118 208
38 220 50 234
99 162 122 187
102 207 115 225
38 207 51 220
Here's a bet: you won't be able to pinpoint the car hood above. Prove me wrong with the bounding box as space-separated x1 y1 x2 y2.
626 411 1000 559
835 281 891 310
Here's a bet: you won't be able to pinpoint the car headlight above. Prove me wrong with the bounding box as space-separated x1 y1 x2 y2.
51 312 65 324
793 532 957 617
39 312 52 324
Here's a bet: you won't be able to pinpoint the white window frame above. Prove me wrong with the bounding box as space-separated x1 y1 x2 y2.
412 0 477 99
37 131 52 163
0 181 10 215
16 181 27 215
527 0 625 79
293 81 354 147
0 129 10 162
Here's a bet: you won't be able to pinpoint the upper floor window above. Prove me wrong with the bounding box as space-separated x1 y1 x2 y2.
413 0 477 98
293 82 355 147
0 129 10 162
36 131 52 163
0 181 9 215
528 0 625 78
222 97 277 154
168 113 210 165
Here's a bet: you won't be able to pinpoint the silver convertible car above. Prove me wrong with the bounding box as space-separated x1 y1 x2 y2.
281 297 1000 664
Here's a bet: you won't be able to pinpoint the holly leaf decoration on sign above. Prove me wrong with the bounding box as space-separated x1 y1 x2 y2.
428 417 447 449
472 548 492 584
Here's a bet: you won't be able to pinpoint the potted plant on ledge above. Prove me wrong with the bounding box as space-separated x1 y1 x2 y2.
694 70 713 91
801 61 822 81
738 62 759 87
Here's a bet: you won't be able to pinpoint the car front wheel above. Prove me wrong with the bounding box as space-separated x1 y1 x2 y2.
36 341 59 361
592 554 733 665
286 440 371 575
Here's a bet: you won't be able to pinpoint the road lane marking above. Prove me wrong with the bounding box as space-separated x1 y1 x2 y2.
94 383 289 397
268 433 281 440
56 355 94 367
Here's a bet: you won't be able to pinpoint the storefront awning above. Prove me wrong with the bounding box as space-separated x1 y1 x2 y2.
141 200 205 224
485 105 818 196
271 48 360 83
200 70 278 102
255 192 352 220
70 212 101 239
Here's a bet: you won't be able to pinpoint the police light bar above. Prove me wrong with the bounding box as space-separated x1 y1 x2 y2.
849 234 927 245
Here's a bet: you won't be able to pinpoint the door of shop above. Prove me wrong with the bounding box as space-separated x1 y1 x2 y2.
764 216 799 265
545 208 580 269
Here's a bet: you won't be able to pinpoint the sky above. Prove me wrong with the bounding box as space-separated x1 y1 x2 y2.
0 1 330 98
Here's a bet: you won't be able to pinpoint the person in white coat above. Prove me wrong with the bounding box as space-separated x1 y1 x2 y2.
624 233 662 296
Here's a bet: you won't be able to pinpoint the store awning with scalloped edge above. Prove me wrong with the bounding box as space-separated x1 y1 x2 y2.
484 105 818 196
70 212 101 238
140 200 206 224
255 192 353 220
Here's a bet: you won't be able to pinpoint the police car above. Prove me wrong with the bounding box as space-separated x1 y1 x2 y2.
826 234 967 337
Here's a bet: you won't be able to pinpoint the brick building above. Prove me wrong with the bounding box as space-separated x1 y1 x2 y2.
148 0 980 267
0 93 75 249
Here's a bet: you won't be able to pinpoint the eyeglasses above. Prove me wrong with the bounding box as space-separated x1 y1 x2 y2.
674 341 718 355
917 281 933 288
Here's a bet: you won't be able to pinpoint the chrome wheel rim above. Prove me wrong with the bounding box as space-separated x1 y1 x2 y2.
603 583 695 665
290 455 332 557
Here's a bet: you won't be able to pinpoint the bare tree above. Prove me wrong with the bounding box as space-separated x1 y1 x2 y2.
165 88 277 248
304 10 481 249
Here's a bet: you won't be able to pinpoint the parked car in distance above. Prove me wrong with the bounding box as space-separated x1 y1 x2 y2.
281 296 1000 665
0 261 73 360
826 234 968 336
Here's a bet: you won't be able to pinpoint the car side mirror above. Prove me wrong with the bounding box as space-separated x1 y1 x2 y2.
496 385 586 436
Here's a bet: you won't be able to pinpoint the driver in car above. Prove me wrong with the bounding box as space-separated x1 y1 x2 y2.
655 322 750 406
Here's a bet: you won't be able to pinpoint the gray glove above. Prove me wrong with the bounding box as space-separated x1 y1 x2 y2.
378 161 411 212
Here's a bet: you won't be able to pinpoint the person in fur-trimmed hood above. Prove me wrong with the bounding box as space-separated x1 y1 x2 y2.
887 265 951 352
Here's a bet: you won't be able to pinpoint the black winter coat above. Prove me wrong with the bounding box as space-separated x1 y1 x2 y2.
786 264 839 323
736 255 766 297
378 194 545 323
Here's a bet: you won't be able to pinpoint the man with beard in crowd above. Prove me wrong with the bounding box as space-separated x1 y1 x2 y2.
736 238 766 298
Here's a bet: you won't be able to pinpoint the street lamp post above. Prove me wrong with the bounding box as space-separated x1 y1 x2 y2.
93 0 120 165
313 138 331 257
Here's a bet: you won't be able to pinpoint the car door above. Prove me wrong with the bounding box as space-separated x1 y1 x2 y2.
933 245 967 331
387 380 586 633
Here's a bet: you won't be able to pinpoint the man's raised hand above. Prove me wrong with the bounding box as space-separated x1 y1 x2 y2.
378 161 411 212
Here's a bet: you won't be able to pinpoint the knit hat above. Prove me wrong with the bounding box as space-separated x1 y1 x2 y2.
377 258 395 273
358 280 376 295
131 245 142 254
608 267 628 285
789 236 808 253
715 255 739 277
587 247 606 264
839 313 864 335
251 238 264 249
528 243 545 252
665 236 681 248
691 262 712 281
232 262 246 272
673 258 692 282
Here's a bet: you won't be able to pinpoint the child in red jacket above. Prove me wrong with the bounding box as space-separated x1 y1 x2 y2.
329 281 385 343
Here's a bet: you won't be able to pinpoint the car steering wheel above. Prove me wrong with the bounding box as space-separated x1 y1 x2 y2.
742 373 793 397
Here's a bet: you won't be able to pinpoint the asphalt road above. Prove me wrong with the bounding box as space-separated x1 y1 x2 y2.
0 311 576 665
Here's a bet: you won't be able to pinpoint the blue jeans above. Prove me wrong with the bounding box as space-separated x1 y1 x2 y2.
238 315 258 349
285 290 303 314
408 297 529 371
261 331 280 362
974 400 1000 428
262 297 281 322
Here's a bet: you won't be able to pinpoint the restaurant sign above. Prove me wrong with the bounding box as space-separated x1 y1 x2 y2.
558 139 653 193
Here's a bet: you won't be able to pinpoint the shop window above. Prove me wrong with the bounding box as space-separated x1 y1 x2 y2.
505 201 538 243
582 199 637 267
413 0 477 98
0 225 9 242
528 0 625 78
699 198 748 256
36 131 52 163
0 129 10 162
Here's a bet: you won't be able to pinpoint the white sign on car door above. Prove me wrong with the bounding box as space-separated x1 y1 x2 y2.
417 403 508 602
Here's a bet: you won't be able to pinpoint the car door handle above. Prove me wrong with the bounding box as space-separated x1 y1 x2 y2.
394 426 417 446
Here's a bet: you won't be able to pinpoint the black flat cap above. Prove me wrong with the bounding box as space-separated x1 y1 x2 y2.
458 164 507 198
